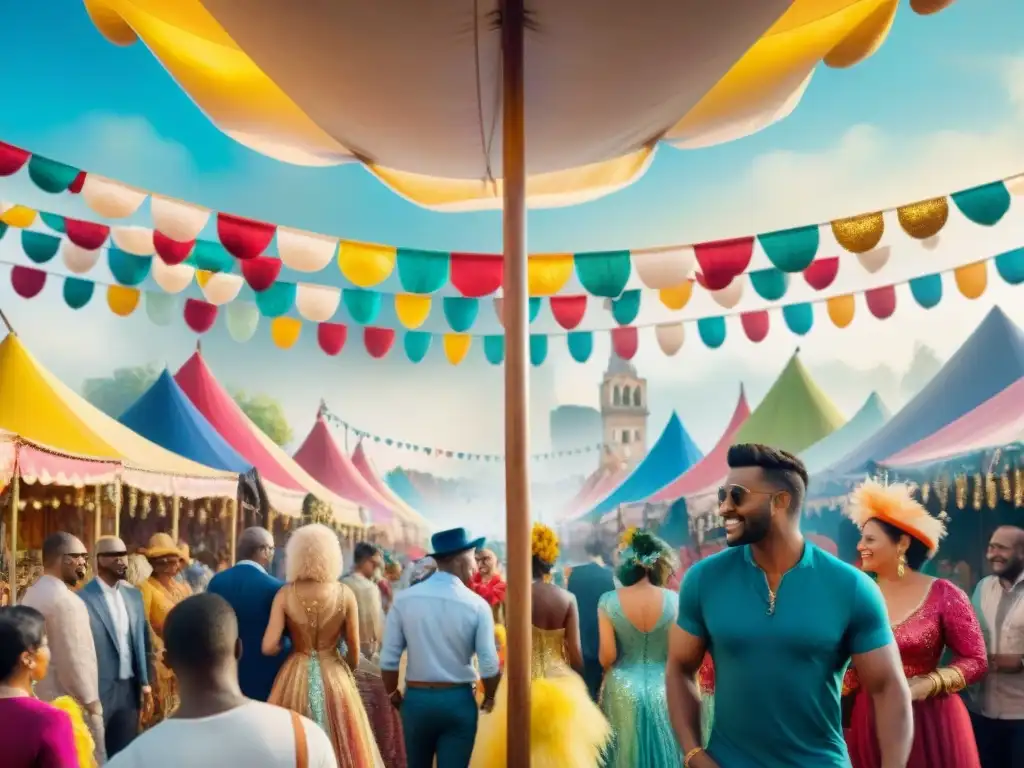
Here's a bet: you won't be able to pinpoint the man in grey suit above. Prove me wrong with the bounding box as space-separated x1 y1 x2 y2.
80 536 153 759
567 537 616 701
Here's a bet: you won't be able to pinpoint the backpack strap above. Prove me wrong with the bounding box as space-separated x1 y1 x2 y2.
290 710 308 768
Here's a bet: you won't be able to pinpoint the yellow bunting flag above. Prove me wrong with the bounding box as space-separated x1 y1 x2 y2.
659 281 694 311
0 205 37 228
394 293 432 329
826 294 855 329
896 197 948 240
106 285 141 317
195 270 213 288
527 254 574 296
270 317 303 349
954 261 987 300
337 241 397 288
831 212 884 254
443 333 471 365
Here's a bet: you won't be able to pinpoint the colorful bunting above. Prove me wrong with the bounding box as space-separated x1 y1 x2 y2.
909 273 943 309
403 331 432 363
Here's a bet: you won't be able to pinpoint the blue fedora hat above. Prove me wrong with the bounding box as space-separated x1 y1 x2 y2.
428 527 486 559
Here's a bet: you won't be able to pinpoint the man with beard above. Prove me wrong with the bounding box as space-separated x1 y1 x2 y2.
666 444 911 768
79 536 153 758
968 525 1024 768
21 531 106 761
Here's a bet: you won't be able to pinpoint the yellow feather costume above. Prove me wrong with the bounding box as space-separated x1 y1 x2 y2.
51 696 97 768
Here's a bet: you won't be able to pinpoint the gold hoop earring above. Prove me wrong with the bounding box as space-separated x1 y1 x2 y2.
897 553 907 579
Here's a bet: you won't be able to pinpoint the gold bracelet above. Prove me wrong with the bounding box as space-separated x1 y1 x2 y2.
936 666 967 695
925 671 943 697
684 747 704 767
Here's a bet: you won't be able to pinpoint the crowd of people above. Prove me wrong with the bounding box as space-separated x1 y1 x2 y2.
0 442 1022 767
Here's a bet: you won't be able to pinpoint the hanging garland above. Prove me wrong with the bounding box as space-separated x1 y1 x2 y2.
0 138 1022 301
4 241 1023 365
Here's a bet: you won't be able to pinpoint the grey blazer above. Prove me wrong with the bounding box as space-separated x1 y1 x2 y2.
79 579 152 710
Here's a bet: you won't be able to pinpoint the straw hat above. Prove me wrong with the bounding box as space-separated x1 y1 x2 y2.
142 533 186 560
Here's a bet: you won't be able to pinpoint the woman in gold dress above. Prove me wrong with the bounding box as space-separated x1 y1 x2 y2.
262 524 384 768
138 533 192 723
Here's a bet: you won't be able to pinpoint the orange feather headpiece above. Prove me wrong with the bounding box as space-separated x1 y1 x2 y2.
844 478 946 557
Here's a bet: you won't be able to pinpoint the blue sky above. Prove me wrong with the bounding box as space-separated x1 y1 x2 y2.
1 2 1023 532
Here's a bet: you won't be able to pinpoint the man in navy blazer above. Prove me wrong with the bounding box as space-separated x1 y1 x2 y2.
207 527 289 701
79 536 152 759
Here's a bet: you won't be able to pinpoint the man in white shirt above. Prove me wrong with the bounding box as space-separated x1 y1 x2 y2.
970 525 1024 768
108 593 336 768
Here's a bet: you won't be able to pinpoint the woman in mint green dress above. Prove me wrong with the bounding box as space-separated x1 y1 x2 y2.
597 530 681 767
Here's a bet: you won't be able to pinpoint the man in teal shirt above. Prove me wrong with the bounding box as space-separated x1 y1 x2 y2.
666 444 912 768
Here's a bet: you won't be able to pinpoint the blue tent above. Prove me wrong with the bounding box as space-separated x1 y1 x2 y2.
822 307 1024 479
120 369 253 473
802 392 890 477
386 468 426 511
582 411 703 521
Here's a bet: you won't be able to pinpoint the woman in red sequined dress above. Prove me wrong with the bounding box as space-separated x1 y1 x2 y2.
842 480 987 768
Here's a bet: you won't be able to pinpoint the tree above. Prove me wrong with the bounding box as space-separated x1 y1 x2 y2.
82 364 161 418
231 390 293 447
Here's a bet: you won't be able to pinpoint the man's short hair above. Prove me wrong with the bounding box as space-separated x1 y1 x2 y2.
584 537 604 558
727 443 809 513
41 532 76 565
165 594 238 672
353 542 380 565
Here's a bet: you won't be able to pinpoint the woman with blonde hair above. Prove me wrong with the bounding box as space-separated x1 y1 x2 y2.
262 524 383 768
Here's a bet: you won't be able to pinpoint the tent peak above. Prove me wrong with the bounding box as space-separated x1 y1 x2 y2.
317 398 327 418
0 309 16 335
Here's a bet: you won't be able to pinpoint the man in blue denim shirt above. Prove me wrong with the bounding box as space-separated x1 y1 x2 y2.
381 528 500 768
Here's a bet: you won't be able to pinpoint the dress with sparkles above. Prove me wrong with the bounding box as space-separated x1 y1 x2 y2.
600 588 682 768
844 578 987 768
267 583 384 768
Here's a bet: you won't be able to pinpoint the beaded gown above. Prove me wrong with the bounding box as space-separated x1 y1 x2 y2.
470 625 610 768
844 578 987 768
600 589 681 767
267 582 384 768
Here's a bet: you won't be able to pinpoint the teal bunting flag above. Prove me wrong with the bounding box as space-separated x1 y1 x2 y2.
442 296 479 332
253 280 296 317
27 154 79 194
62 276 95 310
697 316 727 348
782 302 814 336
749 268 791 301
21 231 60 264
611 289 641 325
995 248 1024 285
483 335 505 365
403 331 431 362
757 225 820 272
397 248 450 294
529 297 542 323
951 182 1011 227
908 273 943 309
189 240 236 273
39 212 66 234
529 334 548 366
566 331 593 363
107 249 152 287
343 288 383 324
574 250 631 298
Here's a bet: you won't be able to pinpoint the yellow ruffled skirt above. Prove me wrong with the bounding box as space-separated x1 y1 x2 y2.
470 671 611 768
51 696 97 768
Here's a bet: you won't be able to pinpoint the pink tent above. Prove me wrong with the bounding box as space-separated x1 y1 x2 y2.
645 387 751 504
293 412 398 524
351 442 429 532
883 377 1024 468
563 466 630 522
174 351 361 524
556 467 605 523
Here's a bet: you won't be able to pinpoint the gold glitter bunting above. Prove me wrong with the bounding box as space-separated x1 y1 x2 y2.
896 197 949 239
973 473 983 511
831 212 885 254
954 475 966 510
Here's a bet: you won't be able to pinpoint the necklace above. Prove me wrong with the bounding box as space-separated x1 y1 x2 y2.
762 572 778 616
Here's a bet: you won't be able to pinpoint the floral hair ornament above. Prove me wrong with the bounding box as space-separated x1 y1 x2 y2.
622 547 661 571
844 477 946 557
531 523 560 565
619 526 638 551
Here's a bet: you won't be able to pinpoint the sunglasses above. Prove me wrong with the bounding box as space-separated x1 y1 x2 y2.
717 484 777 507
97 551 129 559
62 552 89 561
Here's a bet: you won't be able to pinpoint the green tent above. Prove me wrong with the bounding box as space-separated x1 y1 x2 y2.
733 352 846 455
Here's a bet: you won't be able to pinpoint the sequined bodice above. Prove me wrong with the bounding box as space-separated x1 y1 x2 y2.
531 626 571 679
600 588 676 666
285 582 350 656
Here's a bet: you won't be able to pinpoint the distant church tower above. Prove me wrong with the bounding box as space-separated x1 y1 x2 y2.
599 351 648 472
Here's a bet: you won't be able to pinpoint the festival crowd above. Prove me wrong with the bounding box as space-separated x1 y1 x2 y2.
0 443 1022 767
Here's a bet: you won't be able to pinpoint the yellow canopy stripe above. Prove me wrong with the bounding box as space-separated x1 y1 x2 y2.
337 241 397 288
394 293 432 329
443 333 471 365
270 316 303 349
106 285 141 317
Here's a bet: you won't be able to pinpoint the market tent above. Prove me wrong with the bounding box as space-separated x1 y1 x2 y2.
351 442 431 535
385 469 426 512
556 466 607 523
882 376 1024 471
801 392 891 476
823 308 1024 478
581 412 704 521
174 351 363 523
732 352 846 454
0 333 237 498
293 411 398 524
645 387 750 504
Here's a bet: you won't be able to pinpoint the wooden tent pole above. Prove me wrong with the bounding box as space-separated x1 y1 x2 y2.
114 477 122 538
229 499 238 565
501 0 531 765
9 462 20 605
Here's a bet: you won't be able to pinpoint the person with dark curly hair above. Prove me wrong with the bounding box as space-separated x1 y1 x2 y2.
666 443 912 768
597 528 681 766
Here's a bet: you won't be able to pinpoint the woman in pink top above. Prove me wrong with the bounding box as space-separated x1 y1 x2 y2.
0 605 81 767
